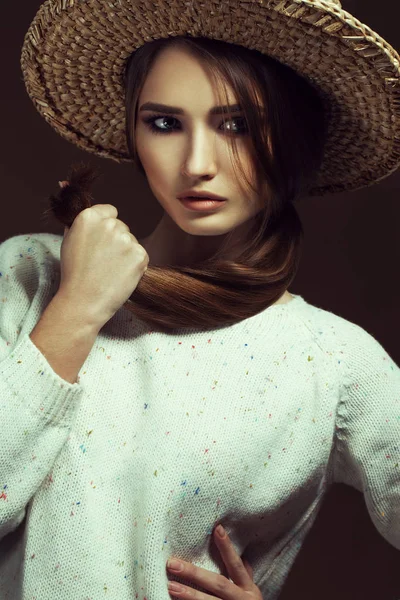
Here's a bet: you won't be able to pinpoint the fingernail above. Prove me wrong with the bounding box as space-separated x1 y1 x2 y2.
168 581 183 593
167 559 183 571
216 525 225 538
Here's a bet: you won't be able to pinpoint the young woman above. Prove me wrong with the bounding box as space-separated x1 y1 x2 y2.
1 1 399 599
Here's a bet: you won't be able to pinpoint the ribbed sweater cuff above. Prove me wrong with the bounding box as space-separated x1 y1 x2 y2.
1 332 84 428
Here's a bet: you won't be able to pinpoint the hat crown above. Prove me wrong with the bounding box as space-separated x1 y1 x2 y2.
327 0 342 6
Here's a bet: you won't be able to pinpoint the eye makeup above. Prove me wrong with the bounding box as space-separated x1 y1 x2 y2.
142 114 248 136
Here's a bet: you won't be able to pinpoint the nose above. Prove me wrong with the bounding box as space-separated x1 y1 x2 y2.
180 130 218 178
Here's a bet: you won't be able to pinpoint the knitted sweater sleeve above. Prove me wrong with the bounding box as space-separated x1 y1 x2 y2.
0 234 85 541
332 321 400 550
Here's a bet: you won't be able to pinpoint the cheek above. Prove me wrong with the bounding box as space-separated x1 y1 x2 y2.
135 126 158 166
137 141 176 177
148 161 177 192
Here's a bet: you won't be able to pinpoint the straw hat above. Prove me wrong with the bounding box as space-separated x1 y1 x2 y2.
20 0 400 196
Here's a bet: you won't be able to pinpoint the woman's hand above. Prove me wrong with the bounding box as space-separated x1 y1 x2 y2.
166 525 262 599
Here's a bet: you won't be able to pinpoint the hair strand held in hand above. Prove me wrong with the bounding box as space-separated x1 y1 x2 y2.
43 162 103 228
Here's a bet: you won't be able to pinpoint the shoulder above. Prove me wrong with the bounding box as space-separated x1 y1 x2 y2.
0 233 64 356
0 231 63 318
292 295 398 386
0 232 63 274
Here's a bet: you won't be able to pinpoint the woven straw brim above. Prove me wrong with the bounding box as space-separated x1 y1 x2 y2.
20 0 400 196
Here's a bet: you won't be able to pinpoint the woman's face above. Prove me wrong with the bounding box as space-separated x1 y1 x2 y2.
135 46 265 247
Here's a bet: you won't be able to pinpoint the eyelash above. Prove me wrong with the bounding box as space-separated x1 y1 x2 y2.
142 114 249 136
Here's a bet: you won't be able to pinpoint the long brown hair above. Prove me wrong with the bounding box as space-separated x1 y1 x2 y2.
45 35 328 333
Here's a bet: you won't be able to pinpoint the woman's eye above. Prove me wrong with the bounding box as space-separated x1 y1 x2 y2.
143 115 248 135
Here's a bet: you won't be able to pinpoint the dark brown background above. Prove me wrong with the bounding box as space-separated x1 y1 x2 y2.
1 1 399 598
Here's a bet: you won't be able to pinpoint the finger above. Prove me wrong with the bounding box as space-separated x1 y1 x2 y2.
243 557 254 578
167 557 235 598
213 526 254 590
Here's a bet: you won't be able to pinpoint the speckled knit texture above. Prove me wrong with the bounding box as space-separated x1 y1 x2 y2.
0 233 399 600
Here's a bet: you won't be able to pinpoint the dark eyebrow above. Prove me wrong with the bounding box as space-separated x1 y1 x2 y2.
139 102 244 115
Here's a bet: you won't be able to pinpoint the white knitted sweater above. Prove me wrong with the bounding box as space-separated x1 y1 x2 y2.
0 233 399 600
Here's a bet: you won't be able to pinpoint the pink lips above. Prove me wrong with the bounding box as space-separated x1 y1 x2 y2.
183 196 224 201
177 190 227 201
179 197 227 212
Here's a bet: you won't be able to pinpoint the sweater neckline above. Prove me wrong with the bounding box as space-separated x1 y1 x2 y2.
270 292 303 309
163 292 306 337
